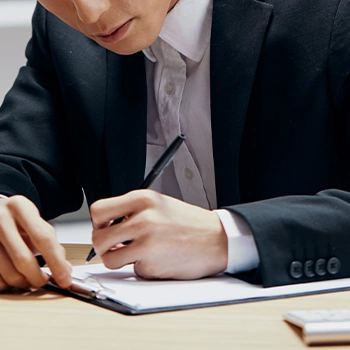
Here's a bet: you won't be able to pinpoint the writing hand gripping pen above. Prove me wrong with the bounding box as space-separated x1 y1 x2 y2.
85 133 186 263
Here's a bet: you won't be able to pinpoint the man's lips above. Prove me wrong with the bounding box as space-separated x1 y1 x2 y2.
95 19 133 44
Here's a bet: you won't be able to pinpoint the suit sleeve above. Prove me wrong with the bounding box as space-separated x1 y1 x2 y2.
225 0 350 288
0 3 84 220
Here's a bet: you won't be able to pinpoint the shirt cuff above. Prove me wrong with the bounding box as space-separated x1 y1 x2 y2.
214 209 260 274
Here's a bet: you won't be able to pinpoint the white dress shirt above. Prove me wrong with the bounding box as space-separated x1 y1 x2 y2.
142 0 259 274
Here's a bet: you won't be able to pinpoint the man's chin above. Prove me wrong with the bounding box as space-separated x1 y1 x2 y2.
95 39 150 55
95 28 160 55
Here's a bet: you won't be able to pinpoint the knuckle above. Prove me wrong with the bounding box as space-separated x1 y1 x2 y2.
6 195 22 209
90 203 107 228
102 255 116 270
34 229 56 250
30 222 45 236
13 254 33 274
6 196 40 223
36 223 55 240
133 189 159 208
103 260 114 269
132 211 158 230
129 216 150 232
7 195 29 212
90 200 104 218
6 273 26 288
134 262 159 280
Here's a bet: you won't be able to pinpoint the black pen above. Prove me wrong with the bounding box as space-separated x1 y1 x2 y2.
85 133 186 263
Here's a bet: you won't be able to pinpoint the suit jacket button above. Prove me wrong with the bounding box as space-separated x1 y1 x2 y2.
304 260 315 278
290 261 303 279
327 257 341 275
315 259 327 276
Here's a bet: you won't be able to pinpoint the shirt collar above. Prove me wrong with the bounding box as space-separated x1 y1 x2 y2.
143 0 213 63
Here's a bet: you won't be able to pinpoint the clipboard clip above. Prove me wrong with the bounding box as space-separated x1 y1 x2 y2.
47 275 115 300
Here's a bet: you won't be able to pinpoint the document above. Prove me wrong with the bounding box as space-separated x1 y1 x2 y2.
43 264 350 315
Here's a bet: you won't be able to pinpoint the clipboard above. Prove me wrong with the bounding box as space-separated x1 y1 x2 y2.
42 264 350 316
44 275 139 315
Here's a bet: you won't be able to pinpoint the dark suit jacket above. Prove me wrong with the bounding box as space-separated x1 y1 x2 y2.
0 0 349 287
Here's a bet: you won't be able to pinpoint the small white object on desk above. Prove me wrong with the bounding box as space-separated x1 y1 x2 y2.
283 309 350 345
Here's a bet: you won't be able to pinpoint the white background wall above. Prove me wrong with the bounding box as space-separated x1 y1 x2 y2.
0 1 90 222
0 1 36 104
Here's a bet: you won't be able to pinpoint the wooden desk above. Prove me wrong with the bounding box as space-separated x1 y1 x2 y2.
1 245 349 350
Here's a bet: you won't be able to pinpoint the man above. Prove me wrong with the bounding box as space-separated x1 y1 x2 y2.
0 0 349 292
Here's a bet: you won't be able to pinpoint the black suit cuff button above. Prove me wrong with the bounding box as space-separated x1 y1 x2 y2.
290 261 303 279
315 258 327 276
304 260 315 278
327 257 341 275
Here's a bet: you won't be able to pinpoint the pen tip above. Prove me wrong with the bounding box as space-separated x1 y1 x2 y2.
85 261 89 265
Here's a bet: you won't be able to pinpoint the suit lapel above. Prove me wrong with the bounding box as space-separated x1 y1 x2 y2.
104 51 148 197
211 0 273 206
48 23 113 202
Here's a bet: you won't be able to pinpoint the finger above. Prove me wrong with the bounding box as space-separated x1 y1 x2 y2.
90 190 157 227
0 212 49 288
100 242 141 270
5 198 71 288
27 223 72 288
0 244 31 289
0 274 10 292
92 222 135 256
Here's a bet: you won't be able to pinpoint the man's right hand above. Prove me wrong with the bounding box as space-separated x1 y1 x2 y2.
0 195 72 291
